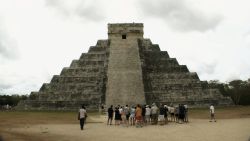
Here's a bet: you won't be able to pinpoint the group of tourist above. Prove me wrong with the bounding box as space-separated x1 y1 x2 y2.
78 103 217 130
106 103 189 127
0 104 12 110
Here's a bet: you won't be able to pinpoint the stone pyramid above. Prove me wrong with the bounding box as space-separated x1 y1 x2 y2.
17 23 232 110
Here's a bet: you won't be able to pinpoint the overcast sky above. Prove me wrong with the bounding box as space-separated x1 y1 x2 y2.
0 0 250 95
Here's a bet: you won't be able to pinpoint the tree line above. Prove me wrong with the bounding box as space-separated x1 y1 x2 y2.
0 79 250 106
209 79 250 105
0 94 28 106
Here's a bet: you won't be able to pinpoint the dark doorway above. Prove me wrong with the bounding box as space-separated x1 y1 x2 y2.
122 34 126 39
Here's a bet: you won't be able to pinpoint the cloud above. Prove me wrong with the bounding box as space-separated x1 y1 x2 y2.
0 26 18 59
198 62 217 75
45 0 105 21
187 59 218 81
0 83 12 90
139 0 222 32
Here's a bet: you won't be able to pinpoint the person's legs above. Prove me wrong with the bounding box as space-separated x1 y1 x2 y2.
175 114 178 123
185 112 189 122
145 115 149 125
132 117 135 125
126 115 129 126
80 118 84 130
151 114 155 124
108 116 113 125
110 116 113 125
107 117 110 125
212 114 216 122
165 115 168 124
171 113 174 122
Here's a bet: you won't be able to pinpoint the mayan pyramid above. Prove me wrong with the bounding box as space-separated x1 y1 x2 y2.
17 23 232 110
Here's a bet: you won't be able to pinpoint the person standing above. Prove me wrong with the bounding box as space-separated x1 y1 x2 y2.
78 105 87 130
164 105 168 124
169 106 175 122
141 105 146 125
159 104 165 125
135 104 143 128
151 103 159 125
129 106 136 126
209 104 216 122
114 107 120 125
145 105 151 125
107 105 114 125
121 106 128 126
174 105 179 123
179 104 185 124
124 105 130 126
184 104 189 123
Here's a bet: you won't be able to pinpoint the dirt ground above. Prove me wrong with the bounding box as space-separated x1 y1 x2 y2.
1 106 250 141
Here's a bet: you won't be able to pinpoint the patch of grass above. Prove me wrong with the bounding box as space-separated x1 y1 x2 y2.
0 110 102 127
189 106 250 119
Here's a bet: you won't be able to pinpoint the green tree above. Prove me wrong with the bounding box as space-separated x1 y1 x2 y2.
228 80 249 105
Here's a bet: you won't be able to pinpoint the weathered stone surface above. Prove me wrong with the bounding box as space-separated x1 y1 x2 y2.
138 38 232 107
17 23 232 110
105 23 146 107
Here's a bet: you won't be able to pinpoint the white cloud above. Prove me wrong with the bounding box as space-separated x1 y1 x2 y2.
45 0 105 21
0 23 19 59
138 0 222 32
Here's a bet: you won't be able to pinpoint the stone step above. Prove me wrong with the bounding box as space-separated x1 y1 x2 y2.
146 85 200 92
138 39 161 52
76 60 105 66
39 83 101 92
144 50 170 57
145 65 189 73
145 57 178 65
88 46 107 53
60 67 104 76
164 82 203 87
37 91 102 101
79 53 106 60
18 100 101 111
148 72 199 79
95 40 110 48
62 67 105 74
70 60 105 68
50 75 102 83
149 79 201 84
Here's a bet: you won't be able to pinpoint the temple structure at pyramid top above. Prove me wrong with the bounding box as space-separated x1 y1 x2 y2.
108 23 144 39
17 23 232 110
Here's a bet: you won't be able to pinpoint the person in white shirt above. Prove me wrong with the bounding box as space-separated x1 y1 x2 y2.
79 105 87 130
145 105 151 125
169 106 175 122
151 103 159 125
184 104 189 122
209 104 216 122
